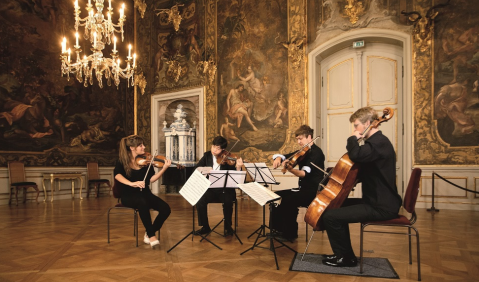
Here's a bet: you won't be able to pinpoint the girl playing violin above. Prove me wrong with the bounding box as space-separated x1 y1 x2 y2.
194 136 243 236
271 125 325 241
114 135 172 249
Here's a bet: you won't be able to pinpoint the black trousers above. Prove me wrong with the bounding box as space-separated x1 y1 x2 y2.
321 198 398 257
271 188 316 239
196 188 236 228
121 192 171 238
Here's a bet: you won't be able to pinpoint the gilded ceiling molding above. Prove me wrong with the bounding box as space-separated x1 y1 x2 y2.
204 0 217 150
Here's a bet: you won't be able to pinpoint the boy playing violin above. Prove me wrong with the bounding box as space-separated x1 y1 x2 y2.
271 125 325 241
194 136 244 236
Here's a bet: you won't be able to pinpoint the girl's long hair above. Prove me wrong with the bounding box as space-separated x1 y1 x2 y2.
119 135 144 177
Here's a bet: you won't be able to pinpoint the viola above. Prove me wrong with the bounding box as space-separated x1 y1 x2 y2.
304 107 394 231
281 146 310 174
136 152 184 169
280 136 320 174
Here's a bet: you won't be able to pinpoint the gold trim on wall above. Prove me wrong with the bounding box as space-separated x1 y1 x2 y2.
204 0 217 151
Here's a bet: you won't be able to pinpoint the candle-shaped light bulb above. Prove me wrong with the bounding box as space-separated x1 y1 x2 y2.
128 44 131 58
68 48 71 63
109 0 111 9
108 12 111 22
133 53 136 67
113 36 117 52
117 59 121 68
62 37 67 53
74 0 78 9
93 32 97 48
88 0 91 5
120 7 124 18
75 32 79 47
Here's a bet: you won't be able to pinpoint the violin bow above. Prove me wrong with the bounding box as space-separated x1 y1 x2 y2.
141 149 158 191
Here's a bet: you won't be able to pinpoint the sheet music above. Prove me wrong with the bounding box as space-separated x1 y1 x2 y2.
196 166 213 176
237 182 281 206
179 170 211 206
243 163 277 184
208 170 246 188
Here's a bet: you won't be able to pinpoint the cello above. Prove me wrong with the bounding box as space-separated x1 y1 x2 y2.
304 107 394 231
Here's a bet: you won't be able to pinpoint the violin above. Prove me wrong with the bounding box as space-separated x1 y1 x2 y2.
136 152 184 169
217 150 239 166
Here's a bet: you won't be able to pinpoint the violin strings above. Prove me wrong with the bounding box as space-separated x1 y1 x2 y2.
142 149 158 188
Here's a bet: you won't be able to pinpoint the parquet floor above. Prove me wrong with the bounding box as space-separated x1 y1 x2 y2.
0 194 478 282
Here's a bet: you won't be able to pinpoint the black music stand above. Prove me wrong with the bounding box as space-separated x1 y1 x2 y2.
243 163 279 239
201 170 246 244
167 170 223 253
238 182 296 270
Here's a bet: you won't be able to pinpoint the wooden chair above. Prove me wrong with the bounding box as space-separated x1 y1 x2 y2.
86 162 111 198
360 168 422 281
107 180 139 247
8 161 39 205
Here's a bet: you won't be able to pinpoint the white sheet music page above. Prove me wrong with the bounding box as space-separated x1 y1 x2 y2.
237 182 281 206
179 170 211 206
196 166 212 176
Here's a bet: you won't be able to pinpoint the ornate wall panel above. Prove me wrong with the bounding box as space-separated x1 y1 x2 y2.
414 0 479 165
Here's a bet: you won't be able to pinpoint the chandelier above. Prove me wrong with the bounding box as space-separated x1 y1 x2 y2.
60 0 136 88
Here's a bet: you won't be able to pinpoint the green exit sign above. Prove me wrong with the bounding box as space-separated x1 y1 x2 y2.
353 40 365 48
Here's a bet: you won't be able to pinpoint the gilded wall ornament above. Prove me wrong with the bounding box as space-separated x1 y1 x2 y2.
401 0 450 53
344 0 365 24
134 0 147 18
134 72 147 95
155 4 184 32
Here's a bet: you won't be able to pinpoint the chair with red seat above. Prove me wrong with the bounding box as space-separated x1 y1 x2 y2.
8 161 40 205
360 168 422 281
107 180 139 247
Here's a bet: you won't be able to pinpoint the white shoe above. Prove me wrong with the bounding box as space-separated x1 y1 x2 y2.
143 233 150 244
150 240 160 249
291 188 300 192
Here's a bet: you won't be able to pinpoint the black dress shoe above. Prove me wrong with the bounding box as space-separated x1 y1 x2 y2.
224 227 234 236
322 254 337 260
322 255 358 267
194 226 211 235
